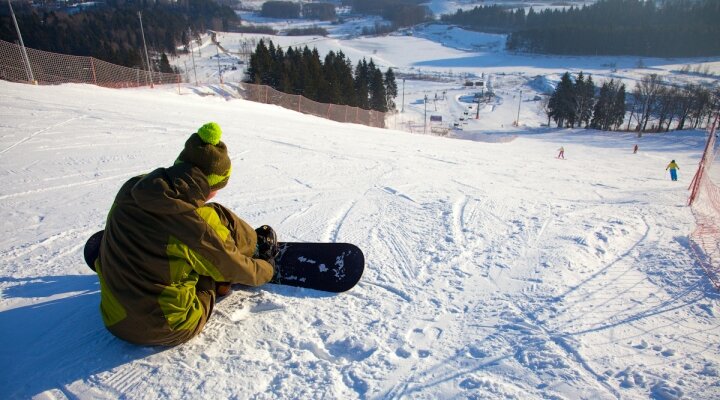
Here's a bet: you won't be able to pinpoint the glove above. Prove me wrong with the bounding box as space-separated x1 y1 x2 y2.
215 281 232 297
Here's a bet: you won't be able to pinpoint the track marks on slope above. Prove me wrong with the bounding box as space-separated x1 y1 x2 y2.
0 116 86 155
325 200 357 243
1 227 89 262
99 366 147 397
0 171 136 201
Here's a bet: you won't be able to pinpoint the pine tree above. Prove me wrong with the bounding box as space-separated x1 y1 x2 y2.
354 59 370 109
590 80 613 130
322 51 342 104
267 41 282 87
384 68 398 111
577 74 595 127
158 53 173 73
611 83 626 130
548 72 576 127
304 48 324 102
590 79 626 131
368 63 387 112
246 39 272 84
332 51 357 106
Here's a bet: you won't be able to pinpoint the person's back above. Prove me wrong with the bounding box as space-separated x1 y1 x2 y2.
95 122 275 346
666 160 680 181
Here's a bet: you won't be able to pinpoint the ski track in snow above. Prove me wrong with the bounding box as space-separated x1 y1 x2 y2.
0 116 86 155
2 74 720 398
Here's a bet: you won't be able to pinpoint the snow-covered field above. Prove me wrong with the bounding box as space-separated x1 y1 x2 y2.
2 4 720 399
1 78 719 399
178 21 720 133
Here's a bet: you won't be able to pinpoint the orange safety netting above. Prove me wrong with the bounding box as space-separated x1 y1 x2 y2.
0 39 180 88
688 115 720 289
1 39 386 129
236 83 386 129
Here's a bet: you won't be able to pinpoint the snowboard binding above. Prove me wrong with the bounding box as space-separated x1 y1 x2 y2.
255 225 279 261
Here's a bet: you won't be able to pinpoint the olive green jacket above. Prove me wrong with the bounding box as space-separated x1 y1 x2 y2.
96 164 273 345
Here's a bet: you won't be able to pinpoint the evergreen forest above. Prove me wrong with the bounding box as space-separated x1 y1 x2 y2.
342 0 432 27
245 40 397 113
443 0 720 57
0 0 240 70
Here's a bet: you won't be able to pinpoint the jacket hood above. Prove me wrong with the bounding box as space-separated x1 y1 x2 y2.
131 164 210 215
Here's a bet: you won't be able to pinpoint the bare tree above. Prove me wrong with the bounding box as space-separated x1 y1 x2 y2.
655 86 677 132
633 74 663 132
674 84 695 131
539 96 552 126
690 85 712 128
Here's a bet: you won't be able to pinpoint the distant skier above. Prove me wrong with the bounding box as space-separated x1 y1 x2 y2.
666 160 680 181
90 122 278 346
633 144 638 154
557 146 565 159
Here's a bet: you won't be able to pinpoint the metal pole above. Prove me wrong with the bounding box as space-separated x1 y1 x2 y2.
138 11 153 88
476 95 480 119
424 94 428 135
216 44 222 83
515 89 522 126
8 0 34 84
188 30 198 85
401 78 405 113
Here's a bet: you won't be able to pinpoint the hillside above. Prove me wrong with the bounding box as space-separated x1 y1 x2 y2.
1 80 718 399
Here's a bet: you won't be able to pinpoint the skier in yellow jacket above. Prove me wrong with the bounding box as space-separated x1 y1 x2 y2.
92 122 277 346
666 160 680 181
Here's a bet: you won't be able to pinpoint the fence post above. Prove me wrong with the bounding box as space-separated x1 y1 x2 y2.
298 95 301 112
327 104 332 120
90 58 98 86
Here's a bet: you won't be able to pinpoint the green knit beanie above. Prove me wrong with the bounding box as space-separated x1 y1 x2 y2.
175 122 232 190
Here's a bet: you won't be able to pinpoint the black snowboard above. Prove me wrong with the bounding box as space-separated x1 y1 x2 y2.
270 242 365 293
83 231 364 293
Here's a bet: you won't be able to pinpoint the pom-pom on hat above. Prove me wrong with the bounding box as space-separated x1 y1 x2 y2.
176 122 232 191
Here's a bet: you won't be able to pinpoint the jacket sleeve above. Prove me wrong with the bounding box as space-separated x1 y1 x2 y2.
179 203 274 286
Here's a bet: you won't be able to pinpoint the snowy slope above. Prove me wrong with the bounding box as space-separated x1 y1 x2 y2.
1 79 718 399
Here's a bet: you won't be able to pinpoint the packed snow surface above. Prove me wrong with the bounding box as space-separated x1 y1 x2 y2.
1 78 719 399
2 7 720 398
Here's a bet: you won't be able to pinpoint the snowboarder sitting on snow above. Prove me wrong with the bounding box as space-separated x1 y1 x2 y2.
666 160 680 181
93 122 278 346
